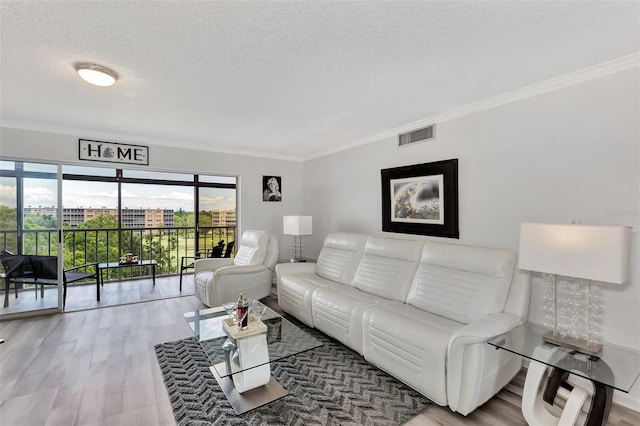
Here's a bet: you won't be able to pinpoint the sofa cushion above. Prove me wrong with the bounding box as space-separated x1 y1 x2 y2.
315 232 367 285
362 301 465 406
312 285 385 355
278 272 338 327
406 241 515 324
352 236 424 302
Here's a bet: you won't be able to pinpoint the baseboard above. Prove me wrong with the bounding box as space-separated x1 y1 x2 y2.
613 392 640 413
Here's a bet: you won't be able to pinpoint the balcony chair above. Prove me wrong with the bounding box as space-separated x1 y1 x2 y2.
222 240 235 258
1 250 34 308
30 256 98 308
179 241 227 291
202 240 226 259
1 253 97 309
194 230 278 307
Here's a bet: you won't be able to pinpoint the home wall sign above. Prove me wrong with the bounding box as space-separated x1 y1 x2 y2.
79 139 149 166
381 158 459 238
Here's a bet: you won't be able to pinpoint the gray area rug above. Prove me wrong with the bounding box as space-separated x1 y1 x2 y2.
155 318 432 425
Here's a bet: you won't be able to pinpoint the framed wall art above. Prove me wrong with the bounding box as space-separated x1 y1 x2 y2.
381 159 459 238
263 176 282 202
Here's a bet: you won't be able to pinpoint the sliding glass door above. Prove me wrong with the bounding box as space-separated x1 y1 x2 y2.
1 160 238 316
0 161 60 316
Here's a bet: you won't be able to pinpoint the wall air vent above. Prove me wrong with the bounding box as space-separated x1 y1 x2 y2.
398 124 435 147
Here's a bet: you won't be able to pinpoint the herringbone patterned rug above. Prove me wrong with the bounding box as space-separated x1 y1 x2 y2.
155 319 432 425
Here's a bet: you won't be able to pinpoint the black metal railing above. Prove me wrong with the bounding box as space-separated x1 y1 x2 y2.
1 226 236 286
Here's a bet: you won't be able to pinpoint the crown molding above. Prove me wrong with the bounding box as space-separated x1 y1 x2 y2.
1 121 302 162
305 52 640 162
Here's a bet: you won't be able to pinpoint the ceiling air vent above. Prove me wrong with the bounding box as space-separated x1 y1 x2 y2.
398 124 435 147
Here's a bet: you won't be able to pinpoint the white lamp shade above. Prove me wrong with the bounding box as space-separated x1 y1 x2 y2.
518 223 631 284
283 216 312 236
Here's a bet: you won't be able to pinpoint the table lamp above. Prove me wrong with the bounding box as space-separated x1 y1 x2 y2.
518 223 631 356
283 216 312 262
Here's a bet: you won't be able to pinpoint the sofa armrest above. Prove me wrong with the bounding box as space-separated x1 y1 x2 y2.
276 262 316 285
214 264 268 277
194 258 234 273
212 264 273 305
447 313 523 414
449 313 521 348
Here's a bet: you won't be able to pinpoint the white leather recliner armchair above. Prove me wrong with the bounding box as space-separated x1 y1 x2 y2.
194 230 278 307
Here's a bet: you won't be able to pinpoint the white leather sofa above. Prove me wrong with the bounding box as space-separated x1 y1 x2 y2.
276 232 530 415
195 230 278 307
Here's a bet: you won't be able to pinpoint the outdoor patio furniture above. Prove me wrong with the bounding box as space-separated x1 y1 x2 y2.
222 241 235 258
31 256 98 308
1 253 98 308
98 260 157 297
180 242 226 291
1 251 34 308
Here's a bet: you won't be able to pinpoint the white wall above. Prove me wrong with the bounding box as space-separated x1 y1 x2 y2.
0 127 304 253
303 67 640 408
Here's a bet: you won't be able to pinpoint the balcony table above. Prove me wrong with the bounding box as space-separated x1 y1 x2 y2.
97 260 156 301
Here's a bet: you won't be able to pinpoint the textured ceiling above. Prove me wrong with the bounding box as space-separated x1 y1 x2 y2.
1 1 638 161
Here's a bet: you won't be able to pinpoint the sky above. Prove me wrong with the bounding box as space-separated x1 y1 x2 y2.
0 178 236 212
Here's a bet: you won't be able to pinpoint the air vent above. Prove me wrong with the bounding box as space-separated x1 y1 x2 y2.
398 124 435 147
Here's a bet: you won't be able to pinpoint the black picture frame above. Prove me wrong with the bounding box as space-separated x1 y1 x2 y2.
381 159 459 238
262 176 282 202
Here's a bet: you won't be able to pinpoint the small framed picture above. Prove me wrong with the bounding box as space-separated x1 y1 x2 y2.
263 176 282 202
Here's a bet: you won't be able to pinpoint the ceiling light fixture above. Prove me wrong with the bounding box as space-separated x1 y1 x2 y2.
75 63 119 87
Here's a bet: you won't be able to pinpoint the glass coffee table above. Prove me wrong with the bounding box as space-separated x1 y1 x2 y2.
183 301 322 414
488 323 640 426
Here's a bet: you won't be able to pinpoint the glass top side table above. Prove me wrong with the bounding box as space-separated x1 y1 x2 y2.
488 323 640 426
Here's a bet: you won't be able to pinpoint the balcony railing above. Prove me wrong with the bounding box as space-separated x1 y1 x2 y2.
0 226 236 285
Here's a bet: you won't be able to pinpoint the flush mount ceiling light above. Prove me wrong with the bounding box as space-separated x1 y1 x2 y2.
75 63 119 87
